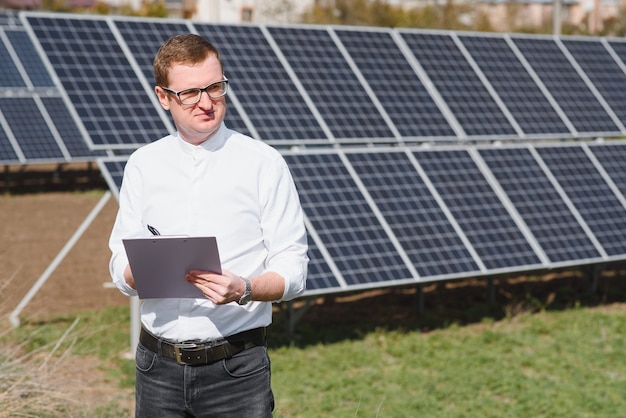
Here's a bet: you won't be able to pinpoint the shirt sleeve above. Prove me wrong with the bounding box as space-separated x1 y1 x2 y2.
259 154 309 302
108 156 143 297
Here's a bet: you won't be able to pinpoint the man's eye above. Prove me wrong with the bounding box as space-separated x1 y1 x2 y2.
207 83 223 94
179 89 199 100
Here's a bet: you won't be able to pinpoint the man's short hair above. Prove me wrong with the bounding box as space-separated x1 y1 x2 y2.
153 34 222 88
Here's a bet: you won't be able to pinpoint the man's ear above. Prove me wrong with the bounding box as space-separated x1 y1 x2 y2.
155 86 170 110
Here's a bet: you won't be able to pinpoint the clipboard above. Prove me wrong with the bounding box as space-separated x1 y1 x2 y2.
122 236 222 299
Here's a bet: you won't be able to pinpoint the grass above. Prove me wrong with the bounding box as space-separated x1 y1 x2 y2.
2 271 626 417
271 307 626 417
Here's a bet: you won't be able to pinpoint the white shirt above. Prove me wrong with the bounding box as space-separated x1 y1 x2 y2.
108 123 308 342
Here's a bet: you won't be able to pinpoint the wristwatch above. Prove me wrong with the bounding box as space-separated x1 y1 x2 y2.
237 277 252 305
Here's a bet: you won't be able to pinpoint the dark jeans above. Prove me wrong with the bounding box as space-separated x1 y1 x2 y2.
135 341 274 417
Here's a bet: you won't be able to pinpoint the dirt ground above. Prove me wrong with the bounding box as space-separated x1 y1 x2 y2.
0 190 127 321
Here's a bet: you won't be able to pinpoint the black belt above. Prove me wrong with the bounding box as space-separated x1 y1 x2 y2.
140 326 266 366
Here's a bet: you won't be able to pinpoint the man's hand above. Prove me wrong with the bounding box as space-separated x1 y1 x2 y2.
124 264 136 289
185 269 246 304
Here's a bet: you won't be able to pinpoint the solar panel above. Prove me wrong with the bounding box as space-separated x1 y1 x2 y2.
335 28 456 139
302 232 342 294
458 34 572 137
511 36 620 136
536 145 626 257
560 39 626 129
0 33 26 87
283 152 415 287
414 149 542 271
113 19 190 83
267 26 396 142
605 39 626 71
588 142 626 199
0 97 66 161
195 23 328 143
25 14 168 149
0 10 20 27
41 96 104 159
345 150 480 278
400 31 517 138
5 29 54 87
96 156 126 200
0 121 19 162
478 146 601 263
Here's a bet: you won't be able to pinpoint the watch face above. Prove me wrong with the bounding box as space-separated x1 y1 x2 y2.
239 278 252 305
238 293 252 305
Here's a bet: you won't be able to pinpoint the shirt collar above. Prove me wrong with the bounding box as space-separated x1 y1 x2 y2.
175 123 228 155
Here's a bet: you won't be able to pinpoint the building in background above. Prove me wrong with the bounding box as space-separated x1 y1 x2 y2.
181 0 311 23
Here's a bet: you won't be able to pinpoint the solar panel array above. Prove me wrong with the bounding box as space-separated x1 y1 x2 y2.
99 140 626 296
4 11 626 297
6 12 626 151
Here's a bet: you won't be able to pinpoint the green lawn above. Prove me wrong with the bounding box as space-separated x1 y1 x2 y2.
3 280 626 417
271 306 626 417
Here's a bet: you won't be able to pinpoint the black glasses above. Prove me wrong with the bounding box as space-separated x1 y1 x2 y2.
161 78 229 105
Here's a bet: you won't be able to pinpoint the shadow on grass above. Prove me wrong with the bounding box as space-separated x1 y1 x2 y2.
268 263 626 348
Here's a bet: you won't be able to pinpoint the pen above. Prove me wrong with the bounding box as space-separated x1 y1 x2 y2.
147 224 160 236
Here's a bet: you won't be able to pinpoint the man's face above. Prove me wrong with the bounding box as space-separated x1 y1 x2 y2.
155 54 227 145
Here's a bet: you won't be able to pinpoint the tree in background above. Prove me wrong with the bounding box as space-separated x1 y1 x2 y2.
300 0 494 32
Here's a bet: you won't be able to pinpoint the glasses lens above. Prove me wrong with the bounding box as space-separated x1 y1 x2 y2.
206 80 228 98
178 88 202 105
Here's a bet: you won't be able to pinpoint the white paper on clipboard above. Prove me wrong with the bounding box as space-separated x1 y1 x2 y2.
122 236 222 299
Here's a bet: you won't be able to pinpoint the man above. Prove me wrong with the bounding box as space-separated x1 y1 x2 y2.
108 34 308 417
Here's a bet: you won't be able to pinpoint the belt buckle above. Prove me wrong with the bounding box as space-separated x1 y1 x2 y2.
174 342 201 365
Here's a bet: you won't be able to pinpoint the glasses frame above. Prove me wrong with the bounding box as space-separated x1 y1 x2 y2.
161 78 229 105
